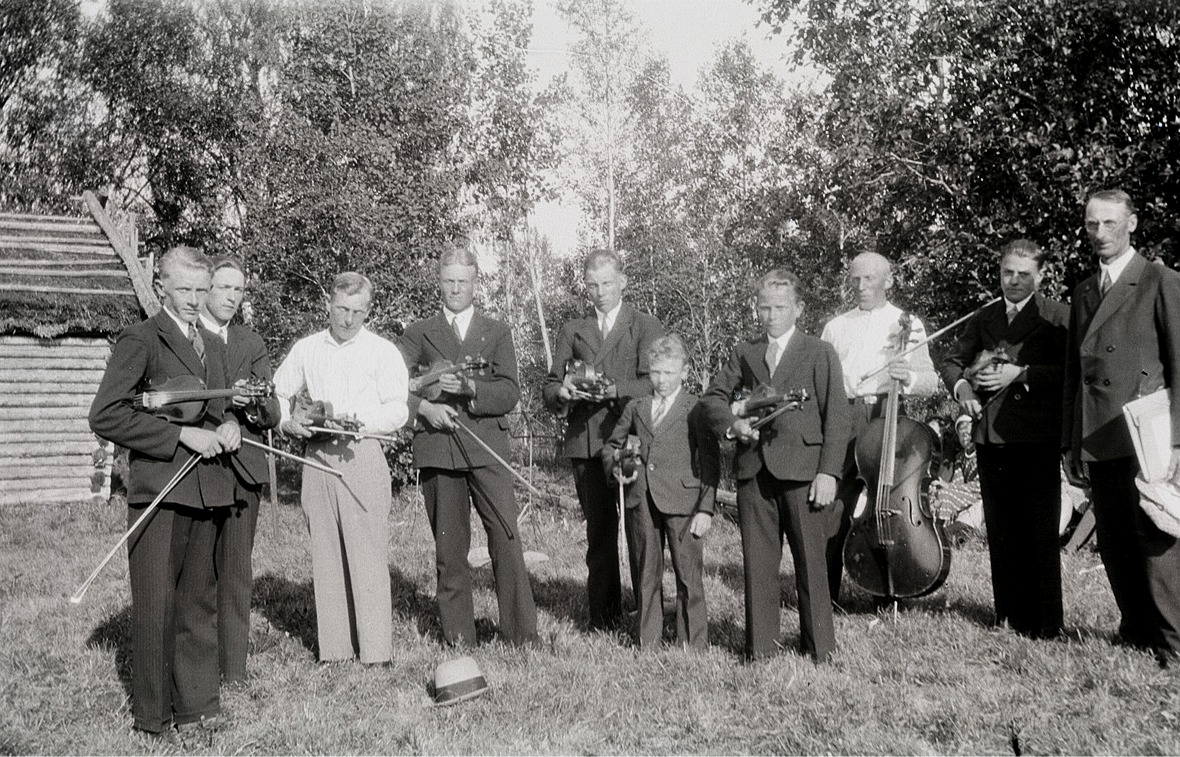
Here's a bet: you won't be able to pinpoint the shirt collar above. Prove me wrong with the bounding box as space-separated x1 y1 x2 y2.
769 326 795 350
444 305 475 328
655 385 682 407
1004 293 1034 313
319 325 368 348
162 305 196 336
198 313 229 341
595 300 623 330
1100 247 1136 285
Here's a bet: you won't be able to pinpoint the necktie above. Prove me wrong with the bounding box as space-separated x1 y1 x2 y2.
187 323 205 366
451 316 463 341
1006 304 1018 324
765 340 779 376
1100 269 1113 297
652 396 668 426
600 318 610 342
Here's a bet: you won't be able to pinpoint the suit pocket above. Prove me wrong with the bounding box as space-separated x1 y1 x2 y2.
681 477 701 488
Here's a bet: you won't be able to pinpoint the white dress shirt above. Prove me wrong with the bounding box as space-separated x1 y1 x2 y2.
446 305 474 341
1099 246 1137 286
652 385 681 423
198 314 230 345
766 327 794 373
595 300 623 336
821 302 939 398
273 326 410 434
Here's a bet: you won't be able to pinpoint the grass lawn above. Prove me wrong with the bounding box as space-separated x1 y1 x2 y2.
2 466 1179 755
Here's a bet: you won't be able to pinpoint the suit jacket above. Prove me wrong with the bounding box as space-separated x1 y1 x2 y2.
1063 252 1180 461
542 303 664 459
601 392 720 516
223 323 282 487
89 310 235 508
399 312 519 470
940 293 1069 446
703 331 850 482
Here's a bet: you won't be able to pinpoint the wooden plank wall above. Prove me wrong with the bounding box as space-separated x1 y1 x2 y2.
0 336 112 505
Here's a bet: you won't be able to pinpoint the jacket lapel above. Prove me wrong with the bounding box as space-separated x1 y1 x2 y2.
156 311 205 377
654 391 690 434
465 312 493 360
1002 295 1041 344
771 331 805 387
1085 253 1145 342
422 314 455 361
593 303 633 367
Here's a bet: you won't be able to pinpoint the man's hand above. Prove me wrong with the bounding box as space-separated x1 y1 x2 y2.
230 378 252 408
954 382 983 419
279 418 313 439
612 466 638 485
557 375 577 403
730 398 749 418
1169 447 1180 488
438 373 475 398
1062 451 1089 487
178 427 228 458
689 512 713 538
419 399 458 431
729 418 760 444
974 363 1023 392
216 421 242 451
809 473 837 508
886 358 912 385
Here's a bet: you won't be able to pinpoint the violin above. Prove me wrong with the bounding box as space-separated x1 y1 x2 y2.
963 345 1012 386
730 385 809 430
843 311 951 599
137 375 272 424
563 359 615 402
409 357 491 401
616 435 643 480
290 393 362 438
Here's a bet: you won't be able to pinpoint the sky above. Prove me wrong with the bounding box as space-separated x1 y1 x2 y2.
520 0 796 256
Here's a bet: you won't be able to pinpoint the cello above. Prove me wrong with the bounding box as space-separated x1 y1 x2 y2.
843 311 951 599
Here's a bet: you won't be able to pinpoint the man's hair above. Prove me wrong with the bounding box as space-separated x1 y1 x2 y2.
331 271 373 299
209 255 245 276
999 239 1048 267
1088 189 1137 216
753 268 801 299
158 245 212 280
438 242 479 270
647 333 689 364
584 248 624 275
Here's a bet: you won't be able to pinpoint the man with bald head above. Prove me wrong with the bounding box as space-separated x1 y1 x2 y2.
1063 189 1180 659
820 251 940 605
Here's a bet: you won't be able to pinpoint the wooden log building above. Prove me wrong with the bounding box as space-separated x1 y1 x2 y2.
0 191 158 506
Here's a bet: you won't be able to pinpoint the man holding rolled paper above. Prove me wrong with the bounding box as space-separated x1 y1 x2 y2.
1062 189 1180 659
274 271 410 665
89 246 241 741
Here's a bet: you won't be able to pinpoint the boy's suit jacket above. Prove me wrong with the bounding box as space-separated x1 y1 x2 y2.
399 312 519 469
89 310 235 508
224 323 282 487
602 392 720 515
940 293 1069 446
703 330 850 482
543 303 664 458
1062 252 1180 461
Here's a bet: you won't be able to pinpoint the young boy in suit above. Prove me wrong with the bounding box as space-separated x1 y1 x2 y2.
603 334 719 649
703 269 850 662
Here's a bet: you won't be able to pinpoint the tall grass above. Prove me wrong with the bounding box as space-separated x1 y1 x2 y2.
1 472 1177 755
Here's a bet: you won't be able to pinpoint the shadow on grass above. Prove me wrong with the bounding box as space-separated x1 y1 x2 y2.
253 572 319 657
85 605 133 700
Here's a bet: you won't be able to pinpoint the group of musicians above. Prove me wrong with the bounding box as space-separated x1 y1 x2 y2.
88 188 1180 741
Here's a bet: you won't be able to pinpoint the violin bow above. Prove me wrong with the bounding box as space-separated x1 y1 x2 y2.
305 426 401 444
71 453 201 605
859 296 1002 383
240 438 342 478
452 419 546 500
749 399 804 431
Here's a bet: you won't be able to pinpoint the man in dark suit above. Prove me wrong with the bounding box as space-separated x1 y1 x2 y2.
89 246 241 740
603 334 720 650
941 240 1069 638
199 256 281 684
1063 189 1180 657
703 269 850 662
543 249 664 630
399 244 538 647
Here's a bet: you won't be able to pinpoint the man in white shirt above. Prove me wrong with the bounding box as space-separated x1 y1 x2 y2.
820 251 940 605
274 272 410 665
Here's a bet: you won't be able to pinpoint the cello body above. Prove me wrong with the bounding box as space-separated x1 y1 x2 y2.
844 414 951 598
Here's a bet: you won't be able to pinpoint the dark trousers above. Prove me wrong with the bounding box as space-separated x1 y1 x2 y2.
127 503 223 732
739 470 835 661
216 485 259 683
1089 457 1180 653
828 401 886 603
976 443 1062 637
625 493 707 649
422 465 538 646
572 458 639 629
